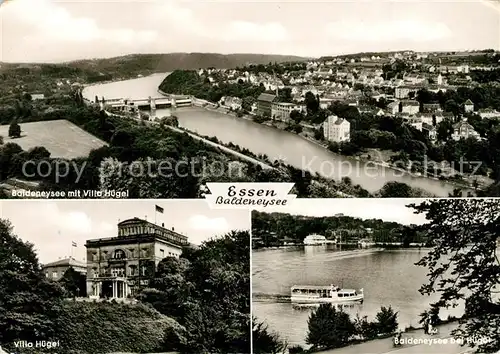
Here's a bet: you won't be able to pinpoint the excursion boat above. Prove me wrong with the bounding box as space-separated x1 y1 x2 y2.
291 284 364 304
303 234 327 245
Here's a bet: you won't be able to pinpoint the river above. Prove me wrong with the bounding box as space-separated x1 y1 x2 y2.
82 73 461 196
252 246 464 347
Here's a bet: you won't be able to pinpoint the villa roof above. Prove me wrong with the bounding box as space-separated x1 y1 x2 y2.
43 257 86 269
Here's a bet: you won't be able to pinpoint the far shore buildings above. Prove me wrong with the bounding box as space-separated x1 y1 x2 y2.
271 102 304 122
43 257 87 281
323 115 350 143
256 93 277 117
85 217 188 299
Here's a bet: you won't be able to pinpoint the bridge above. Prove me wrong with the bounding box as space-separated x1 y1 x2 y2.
98 95 193 111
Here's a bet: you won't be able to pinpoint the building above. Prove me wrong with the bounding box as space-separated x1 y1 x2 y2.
387 101 400 115
422 103 442 113
323 115 350 142
221 96 242 111
407 117 423 131
451 118 480 141
256 93 277 117
43 257 87 281
85 218 188 299
271 102 303 122
31 93 45 100
400 100 420 115
395 86 419 99
478 108 500 119
422 123 437 141
464 99 474 113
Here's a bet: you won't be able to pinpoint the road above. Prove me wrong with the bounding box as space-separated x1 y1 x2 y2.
315 322 477 354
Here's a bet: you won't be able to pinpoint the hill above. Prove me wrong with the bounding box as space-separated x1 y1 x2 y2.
0 53 309 82
68 52 309 71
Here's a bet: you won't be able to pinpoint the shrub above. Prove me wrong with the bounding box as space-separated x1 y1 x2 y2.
55 301 185 354
306 304 356 350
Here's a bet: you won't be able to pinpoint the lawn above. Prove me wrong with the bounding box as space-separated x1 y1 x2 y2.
0 119 107 159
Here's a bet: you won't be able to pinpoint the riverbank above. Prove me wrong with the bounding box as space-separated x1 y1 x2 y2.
195 103 479 195
313 320 465 354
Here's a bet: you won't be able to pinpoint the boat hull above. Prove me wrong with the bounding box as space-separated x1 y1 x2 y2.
291 294 364 304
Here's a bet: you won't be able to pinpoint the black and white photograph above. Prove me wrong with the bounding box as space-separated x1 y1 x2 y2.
0 0 500 199
0 200 251 354
251 198 500 354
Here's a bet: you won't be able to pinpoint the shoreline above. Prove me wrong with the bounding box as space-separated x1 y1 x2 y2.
194 103 478 193
88 74 482 194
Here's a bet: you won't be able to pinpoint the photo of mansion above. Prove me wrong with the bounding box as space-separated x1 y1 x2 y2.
85 217 188 299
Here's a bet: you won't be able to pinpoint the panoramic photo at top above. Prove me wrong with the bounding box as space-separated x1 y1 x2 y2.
0 0 499 198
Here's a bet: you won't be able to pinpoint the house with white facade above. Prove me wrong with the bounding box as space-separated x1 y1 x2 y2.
464 99 474 113
451 118 480 141
323 115 350 142
400 100 420 115
271 102 304 122
478 108 500 119
387 101 400 115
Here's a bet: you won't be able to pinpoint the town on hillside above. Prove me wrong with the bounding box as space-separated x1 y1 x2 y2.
157 50 500 193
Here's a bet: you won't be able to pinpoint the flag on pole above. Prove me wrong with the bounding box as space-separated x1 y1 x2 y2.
155 205 164 214
72 241 77 247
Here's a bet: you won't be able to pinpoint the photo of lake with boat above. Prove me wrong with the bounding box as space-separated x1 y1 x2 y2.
251 198 500 354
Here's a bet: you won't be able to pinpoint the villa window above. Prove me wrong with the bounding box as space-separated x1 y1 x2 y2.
111 267 125 277
52 271 57 278
92 253 97 261
114 249 125 259
160 249 164 257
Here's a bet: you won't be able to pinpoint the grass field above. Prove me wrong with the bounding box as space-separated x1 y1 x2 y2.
0 119 107 159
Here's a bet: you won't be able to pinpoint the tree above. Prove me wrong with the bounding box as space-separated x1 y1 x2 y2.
59 267 87 297
411 199 500 353
353 314 379 340
252 320 287 354
305 91 319 115
378 181 413 197
0 219 64 350
8 120 21 138
306 303 356 350
437 119 454 141
375 306 399 334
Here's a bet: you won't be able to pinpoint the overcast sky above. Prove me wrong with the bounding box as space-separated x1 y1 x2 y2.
256 198 429 225
0 200 250 264
0 0 499 62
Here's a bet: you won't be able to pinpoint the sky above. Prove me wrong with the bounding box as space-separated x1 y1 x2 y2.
0 200 250 264
0 0 499 62
257 198 429 225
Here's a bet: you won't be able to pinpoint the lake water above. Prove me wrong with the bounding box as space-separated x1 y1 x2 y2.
252 246 464 346
83 73 461 196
